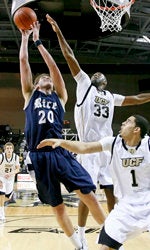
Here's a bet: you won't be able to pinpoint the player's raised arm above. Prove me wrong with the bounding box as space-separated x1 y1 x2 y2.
31 21 68 105
46 14 80 77
122 92 150 106
19 29 34 103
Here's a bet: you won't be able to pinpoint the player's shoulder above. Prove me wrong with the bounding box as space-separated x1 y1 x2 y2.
0 153 4 164
14 152 19 156
141 135 150 147
104 89 114 98
74 69 90 82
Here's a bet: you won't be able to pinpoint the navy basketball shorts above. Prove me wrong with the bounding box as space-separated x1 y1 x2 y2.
29 147 96 206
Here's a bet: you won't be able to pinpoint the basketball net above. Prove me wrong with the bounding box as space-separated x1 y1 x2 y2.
90 0 135 32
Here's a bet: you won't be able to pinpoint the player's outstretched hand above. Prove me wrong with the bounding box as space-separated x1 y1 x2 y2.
46 14 59 33
37 139 61 149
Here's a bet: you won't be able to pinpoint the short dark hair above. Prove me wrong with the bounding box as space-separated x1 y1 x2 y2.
134 114 150 138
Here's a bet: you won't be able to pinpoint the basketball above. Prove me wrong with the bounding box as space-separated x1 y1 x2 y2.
13 7 37 30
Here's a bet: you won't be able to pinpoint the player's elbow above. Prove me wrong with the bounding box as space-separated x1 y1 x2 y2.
19 53 28 63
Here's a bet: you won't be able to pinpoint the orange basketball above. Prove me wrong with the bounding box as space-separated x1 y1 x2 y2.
13 7 37 30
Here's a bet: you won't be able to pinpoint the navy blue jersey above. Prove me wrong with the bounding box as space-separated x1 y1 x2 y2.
24 89 96 206
24 90 64 151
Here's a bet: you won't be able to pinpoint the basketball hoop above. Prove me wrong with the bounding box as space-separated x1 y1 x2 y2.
90 0 135 32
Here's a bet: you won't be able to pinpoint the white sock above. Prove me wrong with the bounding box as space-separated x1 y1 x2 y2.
69 231 82 249
78 226 86 239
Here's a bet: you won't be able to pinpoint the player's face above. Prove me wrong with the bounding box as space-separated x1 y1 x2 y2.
5 146 14 156
91 72 107 91
38 75 54 91
119 116 137 138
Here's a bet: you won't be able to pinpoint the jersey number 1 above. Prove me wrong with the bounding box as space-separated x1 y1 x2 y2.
130 169 138 187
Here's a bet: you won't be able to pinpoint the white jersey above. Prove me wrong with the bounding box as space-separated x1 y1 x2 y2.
74 70 125 142
0 152 20 195
0 153 20 180
74 70 125 186
100 135 150 204
99 135 150 244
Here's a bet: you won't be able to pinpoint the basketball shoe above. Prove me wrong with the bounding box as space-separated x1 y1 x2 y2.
75 238 88 250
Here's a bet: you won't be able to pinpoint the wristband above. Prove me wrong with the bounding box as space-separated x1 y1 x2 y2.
34 40 42 47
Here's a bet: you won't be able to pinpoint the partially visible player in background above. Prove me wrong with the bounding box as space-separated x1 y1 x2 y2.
0 142 20 222
46 14 150 250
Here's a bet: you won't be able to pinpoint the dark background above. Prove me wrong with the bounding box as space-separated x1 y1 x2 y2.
0 0 150 135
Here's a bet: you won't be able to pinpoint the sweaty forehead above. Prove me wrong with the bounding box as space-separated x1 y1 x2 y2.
126 116 136 123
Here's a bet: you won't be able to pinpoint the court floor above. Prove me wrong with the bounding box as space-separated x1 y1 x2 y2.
1 185 150 250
